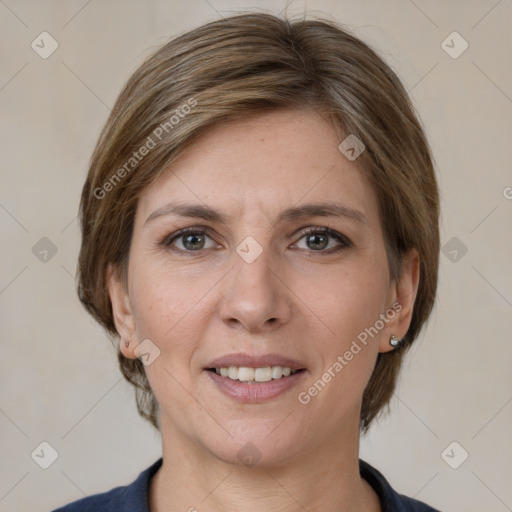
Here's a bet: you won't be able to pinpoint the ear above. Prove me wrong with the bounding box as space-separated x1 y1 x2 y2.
379 249 420 353
106 263 138 359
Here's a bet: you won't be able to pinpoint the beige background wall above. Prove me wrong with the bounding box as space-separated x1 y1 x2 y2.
1 1 511 511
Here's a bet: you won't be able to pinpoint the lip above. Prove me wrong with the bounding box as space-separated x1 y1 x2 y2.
204 352 308 403
205 352 307 371
205 369 307 403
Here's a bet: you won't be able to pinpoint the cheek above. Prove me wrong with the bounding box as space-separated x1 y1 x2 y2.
294 254 389 395
131 282 179 339
128 259 217 372
129 255 202 335
295 255 390 342
296 272 387 422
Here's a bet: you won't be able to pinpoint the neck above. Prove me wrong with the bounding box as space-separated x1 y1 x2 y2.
149 415 381 512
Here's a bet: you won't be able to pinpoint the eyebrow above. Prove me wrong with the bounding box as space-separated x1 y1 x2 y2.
144 201 367 226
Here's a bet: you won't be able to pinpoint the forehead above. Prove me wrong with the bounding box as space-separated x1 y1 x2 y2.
136 109 379 225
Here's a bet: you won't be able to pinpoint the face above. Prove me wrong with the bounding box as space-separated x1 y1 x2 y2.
109 109 419 467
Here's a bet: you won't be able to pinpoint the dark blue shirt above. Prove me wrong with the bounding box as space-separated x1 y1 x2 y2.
52 458 441 511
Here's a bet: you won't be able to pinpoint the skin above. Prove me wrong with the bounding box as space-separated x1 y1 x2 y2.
108 109 419 512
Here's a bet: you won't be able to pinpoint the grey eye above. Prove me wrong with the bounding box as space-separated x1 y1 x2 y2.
295 230 348 252
168 230 216 251
306 233 329 250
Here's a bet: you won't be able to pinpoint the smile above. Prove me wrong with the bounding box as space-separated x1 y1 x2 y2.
205 367 307 403
208 366 301 382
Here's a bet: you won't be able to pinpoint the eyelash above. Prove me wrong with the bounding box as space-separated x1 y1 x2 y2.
161 226 352 256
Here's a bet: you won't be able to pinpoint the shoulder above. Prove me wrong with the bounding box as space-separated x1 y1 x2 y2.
51 486 124 512
394 494 442 512
359 459 442 512
51 458 163 512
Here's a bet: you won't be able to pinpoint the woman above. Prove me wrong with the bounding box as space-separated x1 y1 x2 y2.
54 12 441 512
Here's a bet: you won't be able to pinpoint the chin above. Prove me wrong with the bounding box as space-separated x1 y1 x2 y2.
197 422 307 469
207 441 300 469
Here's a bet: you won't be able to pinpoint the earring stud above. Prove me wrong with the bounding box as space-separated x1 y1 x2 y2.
390 335 401 347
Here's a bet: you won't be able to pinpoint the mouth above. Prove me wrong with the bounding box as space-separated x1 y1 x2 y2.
203 354 308 402
206 366 305 383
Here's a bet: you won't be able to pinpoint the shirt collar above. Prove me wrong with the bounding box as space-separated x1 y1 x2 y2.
127 457 424 512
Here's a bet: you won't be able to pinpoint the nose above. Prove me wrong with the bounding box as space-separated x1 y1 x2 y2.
218 243 292 333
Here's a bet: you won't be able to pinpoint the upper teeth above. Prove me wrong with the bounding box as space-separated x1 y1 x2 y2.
215 366 298 382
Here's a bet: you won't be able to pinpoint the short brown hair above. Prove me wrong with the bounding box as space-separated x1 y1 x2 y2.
77 12 440 432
